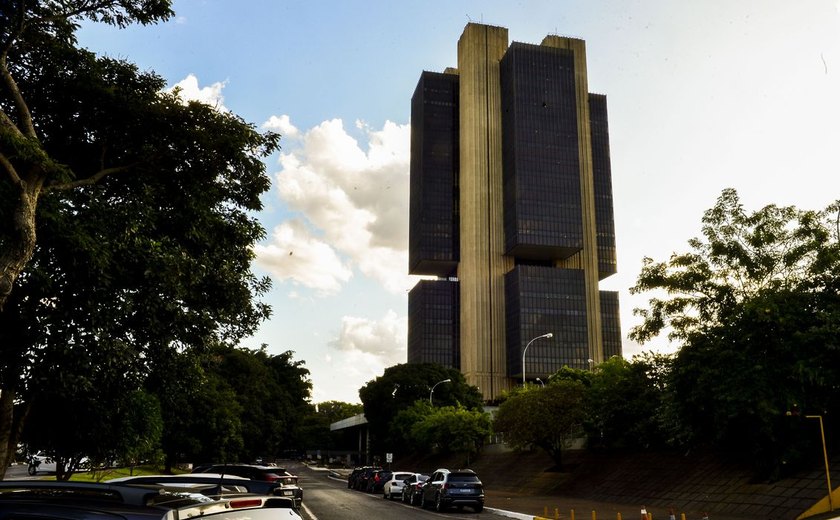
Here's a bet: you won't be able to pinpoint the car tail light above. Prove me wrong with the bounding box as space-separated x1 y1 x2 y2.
230 499 263 509
264 473 280 482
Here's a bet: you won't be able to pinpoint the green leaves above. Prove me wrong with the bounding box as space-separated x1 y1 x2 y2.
493 380 586 467
358 363 484 453
630 189 840 478
631 189 840 343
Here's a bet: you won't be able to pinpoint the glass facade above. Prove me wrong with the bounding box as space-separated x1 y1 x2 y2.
600 290 622 359
407 26 621 394
407 279 460 368
505 265 590 378
500 43 583 261
408 71 460 277
589 94 618 279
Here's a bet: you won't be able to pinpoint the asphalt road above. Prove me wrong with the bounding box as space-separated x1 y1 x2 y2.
286 462 497 520
3 464 34 479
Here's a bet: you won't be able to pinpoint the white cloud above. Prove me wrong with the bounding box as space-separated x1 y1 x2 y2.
262 115 300 138
310 349 389 404
254 220 352 296
168 74 228 111
330 310 407 366
259 116 418 295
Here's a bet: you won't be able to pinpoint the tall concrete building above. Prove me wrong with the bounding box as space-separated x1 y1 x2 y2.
408 23 621 401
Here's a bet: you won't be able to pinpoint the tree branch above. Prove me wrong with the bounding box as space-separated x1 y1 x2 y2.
44 162 142 192
0 152 22 186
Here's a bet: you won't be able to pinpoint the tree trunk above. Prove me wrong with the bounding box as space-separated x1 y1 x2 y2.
0 180 39 311
0 386 17 480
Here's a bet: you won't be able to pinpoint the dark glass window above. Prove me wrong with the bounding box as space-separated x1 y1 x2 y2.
409 72 460 277
407 279 460 368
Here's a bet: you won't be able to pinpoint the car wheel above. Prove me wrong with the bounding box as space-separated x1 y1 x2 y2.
435 493 444 512
420 491 427 509
27 464 36 476
474 504 484 513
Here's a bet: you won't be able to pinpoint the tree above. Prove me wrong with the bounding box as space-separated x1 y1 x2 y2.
583 354 672 451
630 189 840 478
114 390 164 474
1 0 174 308
630 188 840 343
358 363 483 453
409 405 492 464
0 1 280 477
208 346 311 461
493 380 587 468
22 351 162 481
315 401 364 425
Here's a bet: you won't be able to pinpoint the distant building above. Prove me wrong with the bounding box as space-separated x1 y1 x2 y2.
408 23 621 401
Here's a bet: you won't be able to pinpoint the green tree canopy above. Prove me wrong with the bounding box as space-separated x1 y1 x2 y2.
583 354 672 451
410 405 491 463
358 363 483 453
493 380 587 468
208 345 311 461
630 189 840 478
630 188 840 343
0 0 279 476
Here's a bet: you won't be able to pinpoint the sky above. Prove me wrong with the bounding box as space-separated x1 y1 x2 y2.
77 0 840 404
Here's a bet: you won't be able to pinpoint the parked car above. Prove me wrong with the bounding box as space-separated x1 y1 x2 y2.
382 471 417 500
107 474 287 502
352 466 381 491
365 469 392 493
192 463 302 507
0 480 302 520
401 473 430 505
26 453 56 475
419 468 484 513
347 466 377 489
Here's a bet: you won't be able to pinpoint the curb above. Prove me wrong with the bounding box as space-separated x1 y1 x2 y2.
484 507 539 520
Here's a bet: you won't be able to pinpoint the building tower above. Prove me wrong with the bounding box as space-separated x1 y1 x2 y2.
408 23 621 401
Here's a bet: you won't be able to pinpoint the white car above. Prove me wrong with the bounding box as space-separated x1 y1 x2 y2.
382 471 417 500
26 453 57 475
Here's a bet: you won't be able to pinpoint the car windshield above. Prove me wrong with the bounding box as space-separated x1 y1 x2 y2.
449 474 480 483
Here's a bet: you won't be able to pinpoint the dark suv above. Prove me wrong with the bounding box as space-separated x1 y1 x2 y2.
347 466 378 489
419 468 484 513
351 466 381 491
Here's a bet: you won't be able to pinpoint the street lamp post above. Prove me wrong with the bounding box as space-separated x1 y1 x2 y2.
522 333 554 385
429 378 451 405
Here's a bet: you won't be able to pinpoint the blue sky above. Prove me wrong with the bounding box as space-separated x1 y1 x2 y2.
78 1 840 403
